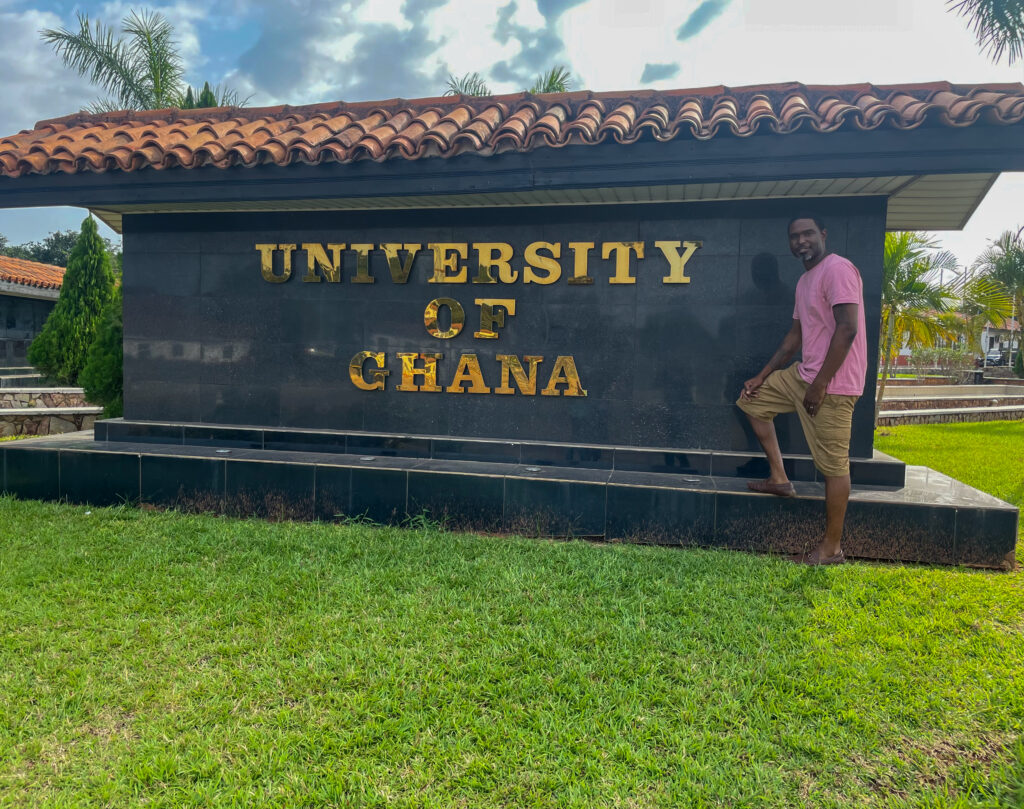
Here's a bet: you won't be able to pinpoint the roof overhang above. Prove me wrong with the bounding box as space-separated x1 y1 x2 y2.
85 171 999 233
0 278 60 300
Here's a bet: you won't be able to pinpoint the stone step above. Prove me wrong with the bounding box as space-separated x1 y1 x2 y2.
0 374 43 388
94 418 907 488
1 431 1015 569
878 406 1024 426
2 406 103 416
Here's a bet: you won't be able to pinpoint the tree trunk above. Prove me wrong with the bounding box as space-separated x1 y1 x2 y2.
874 312 896 425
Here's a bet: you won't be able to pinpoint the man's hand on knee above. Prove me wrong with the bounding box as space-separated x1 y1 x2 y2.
741 373 766 400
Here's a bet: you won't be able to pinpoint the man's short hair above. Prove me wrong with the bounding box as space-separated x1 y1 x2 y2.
787 212 826 233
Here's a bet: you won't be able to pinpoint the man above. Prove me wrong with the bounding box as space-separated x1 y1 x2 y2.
736 213 867 565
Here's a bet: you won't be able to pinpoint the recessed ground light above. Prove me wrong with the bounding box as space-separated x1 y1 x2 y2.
216 449 231 454
524 467 541 472
360 456 376 461
682 476 701 483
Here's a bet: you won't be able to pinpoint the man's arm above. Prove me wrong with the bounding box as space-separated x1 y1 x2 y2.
741 319 802 400
801 303 858 415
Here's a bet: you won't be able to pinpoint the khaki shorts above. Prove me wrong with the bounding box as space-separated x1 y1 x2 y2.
736 363 858 477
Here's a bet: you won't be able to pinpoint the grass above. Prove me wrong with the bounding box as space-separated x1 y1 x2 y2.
0 422 1021 807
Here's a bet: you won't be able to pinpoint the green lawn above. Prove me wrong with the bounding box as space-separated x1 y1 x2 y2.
876 420 1024 524
0 422 1022 807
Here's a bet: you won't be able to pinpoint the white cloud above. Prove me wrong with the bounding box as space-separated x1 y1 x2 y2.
2 0 1022 256
563 0 1024 91
420 0 528 90
930 173 1024 269
354 0 413 31
99 1 208 78
0 8 99 133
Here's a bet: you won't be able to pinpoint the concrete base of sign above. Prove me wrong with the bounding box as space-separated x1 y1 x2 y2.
1 424 1016 570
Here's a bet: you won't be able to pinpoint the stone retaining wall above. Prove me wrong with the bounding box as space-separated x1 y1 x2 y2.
885 378 958 386
0 389 87 408
884 397 1024 411
0 410 99 437
878 408 1024 426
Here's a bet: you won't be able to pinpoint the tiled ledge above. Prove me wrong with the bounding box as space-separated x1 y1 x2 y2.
95 418 907 487
1 431 1015 569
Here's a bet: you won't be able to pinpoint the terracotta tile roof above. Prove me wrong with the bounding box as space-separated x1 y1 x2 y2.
0 254 65 290
1 81 1022 178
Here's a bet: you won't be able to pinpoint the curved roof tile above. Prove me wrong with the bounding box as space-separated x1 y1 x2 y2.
0 255 65 290
1 81 1022 179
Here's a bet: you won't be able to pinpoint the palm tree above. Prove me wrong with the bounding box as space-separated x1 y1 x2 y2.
41 9 243 113
876 232 958 421
951 272 1015 359
528 66 573 94
443 72 492 97
443 65 573 97
948 0 1024 64
972 226 1024 365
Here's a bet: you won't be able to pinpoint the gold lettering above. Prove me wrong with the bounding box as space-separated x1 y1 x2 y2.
350 243 375 283
473 242 515 284
380 243 422 283
542 355 587 397
655 240 702 284
257 243 295 283
302 243 344 283
396 352 443 392
474 298 516 339
445 354 491 394
567 242 595 285
424 298 465 339
523 242 562 284
349 351 389 390
495 354 543 395
429 243 468 283
602 241 644 284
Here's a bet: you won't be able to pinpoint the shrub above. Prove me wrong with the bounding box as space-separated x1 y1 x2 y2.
27 217 116 385
908 346 975 382
1015 347 1023 379
79 285 123 417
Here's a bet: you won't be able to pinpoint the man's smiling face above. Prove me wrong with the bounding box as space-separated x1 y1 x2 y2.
788 218 827 266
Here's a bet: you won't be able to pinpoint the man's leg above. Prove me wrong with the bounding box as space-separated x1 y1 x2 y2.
819 473 851 558
745 414 789 484
798 394 858 564
736 366 803 493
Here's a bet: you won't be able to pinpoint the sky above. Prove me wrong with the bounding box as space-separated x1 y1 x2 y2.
0 0 1021 267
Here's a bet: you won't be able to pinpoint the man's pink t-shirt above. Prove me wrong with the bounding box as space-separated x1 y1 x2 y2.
792 253 868 396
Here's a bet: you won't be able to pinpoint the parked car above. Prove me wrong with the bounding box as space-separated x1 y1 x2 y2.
985 349 1007 366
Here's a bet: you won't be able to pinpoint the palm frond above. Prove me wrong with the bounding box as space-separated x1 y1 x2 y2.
529 65 573 94
122 9 183 108
42 10 245 112
41 12 149 109
948 0 1024 65
444 72 491 97
880 231 962 361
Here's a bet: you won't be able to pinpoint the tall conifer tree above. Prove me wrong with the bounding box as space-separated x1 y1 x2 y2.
80 286 124 417
28 217 116 385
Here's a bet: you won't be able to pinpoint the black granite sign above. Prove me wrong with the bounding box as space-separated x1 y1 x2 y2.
122 197 883 456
